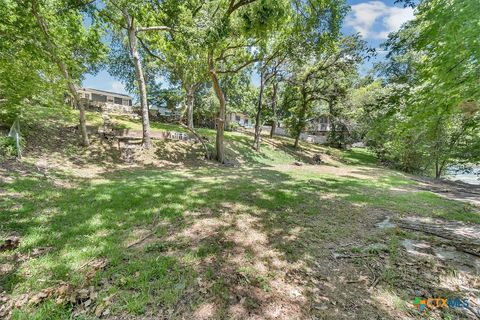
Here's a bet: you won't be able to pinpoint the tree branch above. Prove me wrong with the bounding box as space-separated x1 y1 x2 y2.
226 0 258 16
217 42 254 61
192 0 207 17
56 0 96 14
136 36 166 62
217 58 259 74
95 6 127 30
136 26 171 33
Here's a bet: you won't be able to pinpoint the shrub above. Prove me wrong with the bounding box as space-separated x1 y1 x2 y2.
0 136 17 159
227 122 240 132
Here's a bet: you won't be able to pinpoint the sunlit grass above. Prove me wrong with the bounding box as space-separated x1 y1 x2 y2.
2 105 479 318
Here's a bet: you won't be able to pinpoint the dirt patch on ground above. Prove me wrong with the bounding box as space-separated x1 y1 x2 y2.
129 203 450 319
412 176 480 207
2 120 480 319
159 210 309 319
3 155 478 319
274 163 396 180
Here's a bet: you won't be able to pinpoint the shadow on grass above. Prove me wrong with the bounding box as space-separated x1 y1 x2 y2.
1 164 475 318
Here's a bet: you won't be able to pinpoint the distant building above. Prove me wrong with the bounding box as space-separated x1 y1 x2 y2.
148 92 183 120
226 112 252 129
307 116 332 133
77 88 134 113
303 116 349 144
263 116 341 144
150 106 182 117
147 104 183 124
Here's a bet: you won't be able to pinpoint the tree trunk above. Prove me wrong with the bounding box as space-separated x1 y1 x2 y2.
270 121 276 138
435 156 442 179
64 64 89 147
294 91 308 149
270 81 278 138
75 87 89 146
185 85 195 129
179 123 210 160
327 99 338 147
123 10 151 149
253 69 264 151
329 117 337 147
32 1 89 146
208 53 226 163
177 98 210 160
294 134 300 149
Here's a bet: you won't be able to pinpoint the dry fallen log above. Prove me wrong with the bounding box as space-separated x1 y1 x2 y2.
398 217 480 257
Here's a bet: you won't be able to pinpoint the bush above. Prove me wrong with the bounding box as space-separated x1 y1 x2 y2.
0 136 17 159
0 105 20 128
227 122 240 132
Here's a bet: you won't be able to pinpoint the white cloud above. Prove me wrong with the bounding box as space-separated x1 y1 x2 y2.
111 81 126 93
346 1 414 40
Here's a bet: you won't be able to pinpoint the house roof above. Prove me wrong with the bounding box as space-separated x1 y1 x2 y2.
81 88 132 99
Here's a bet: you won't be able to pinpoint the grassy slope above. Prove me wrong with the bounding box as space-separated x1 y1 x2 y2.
1 106 478 319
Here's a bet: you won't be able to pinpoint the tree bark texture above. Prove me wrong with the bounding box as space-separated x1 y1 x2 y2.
123 9 151 149
294 90 308 149
270 81 278 138
208 53 226 163
253 68 264 151
185 85 195 129
32 1 89 146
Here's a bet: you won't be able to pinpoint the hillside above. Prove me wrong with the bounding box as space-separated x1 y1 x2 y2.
1 107 479 319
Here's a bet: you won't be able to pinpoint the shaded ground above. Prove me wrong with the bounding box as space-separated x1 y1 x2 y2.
412 176 480 207
1 107 479 319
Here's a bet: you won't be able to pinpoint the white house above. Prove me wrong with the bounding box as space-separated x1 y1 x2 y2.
263 116 335 144
308 116 332 133
152 106 182 117
226 112 252 129
77 88 133 113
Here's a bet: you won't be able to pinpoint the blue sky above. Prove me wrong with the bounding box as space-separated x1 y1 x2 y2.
82 0 414 95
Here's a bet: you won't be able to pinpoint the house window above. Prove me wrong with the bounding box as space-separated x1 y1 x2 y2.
235 116 241 122
114 97 122 104
319 116 329 131
91 93 107 102
107 96 114 103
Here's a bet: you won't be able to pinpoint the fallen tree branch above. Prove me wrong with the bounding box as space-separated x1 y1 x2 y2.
126 213 160 248
179 123 211 160
364 262 381 288
126 232 155 249
398 221 480 258
331 252 376 260
177 100 211 160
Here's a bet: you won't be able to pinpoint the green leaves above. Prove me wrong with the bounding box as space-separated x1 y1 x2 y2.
240 0 289 37
282 35 366 146
0 0 107 125
368 0 480 176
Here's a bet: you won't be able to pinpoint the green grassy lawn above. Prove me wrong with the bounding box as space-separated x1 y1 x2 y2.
2 164 478 318
99 113 189 134
1 106 479 319
17 105 368 167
